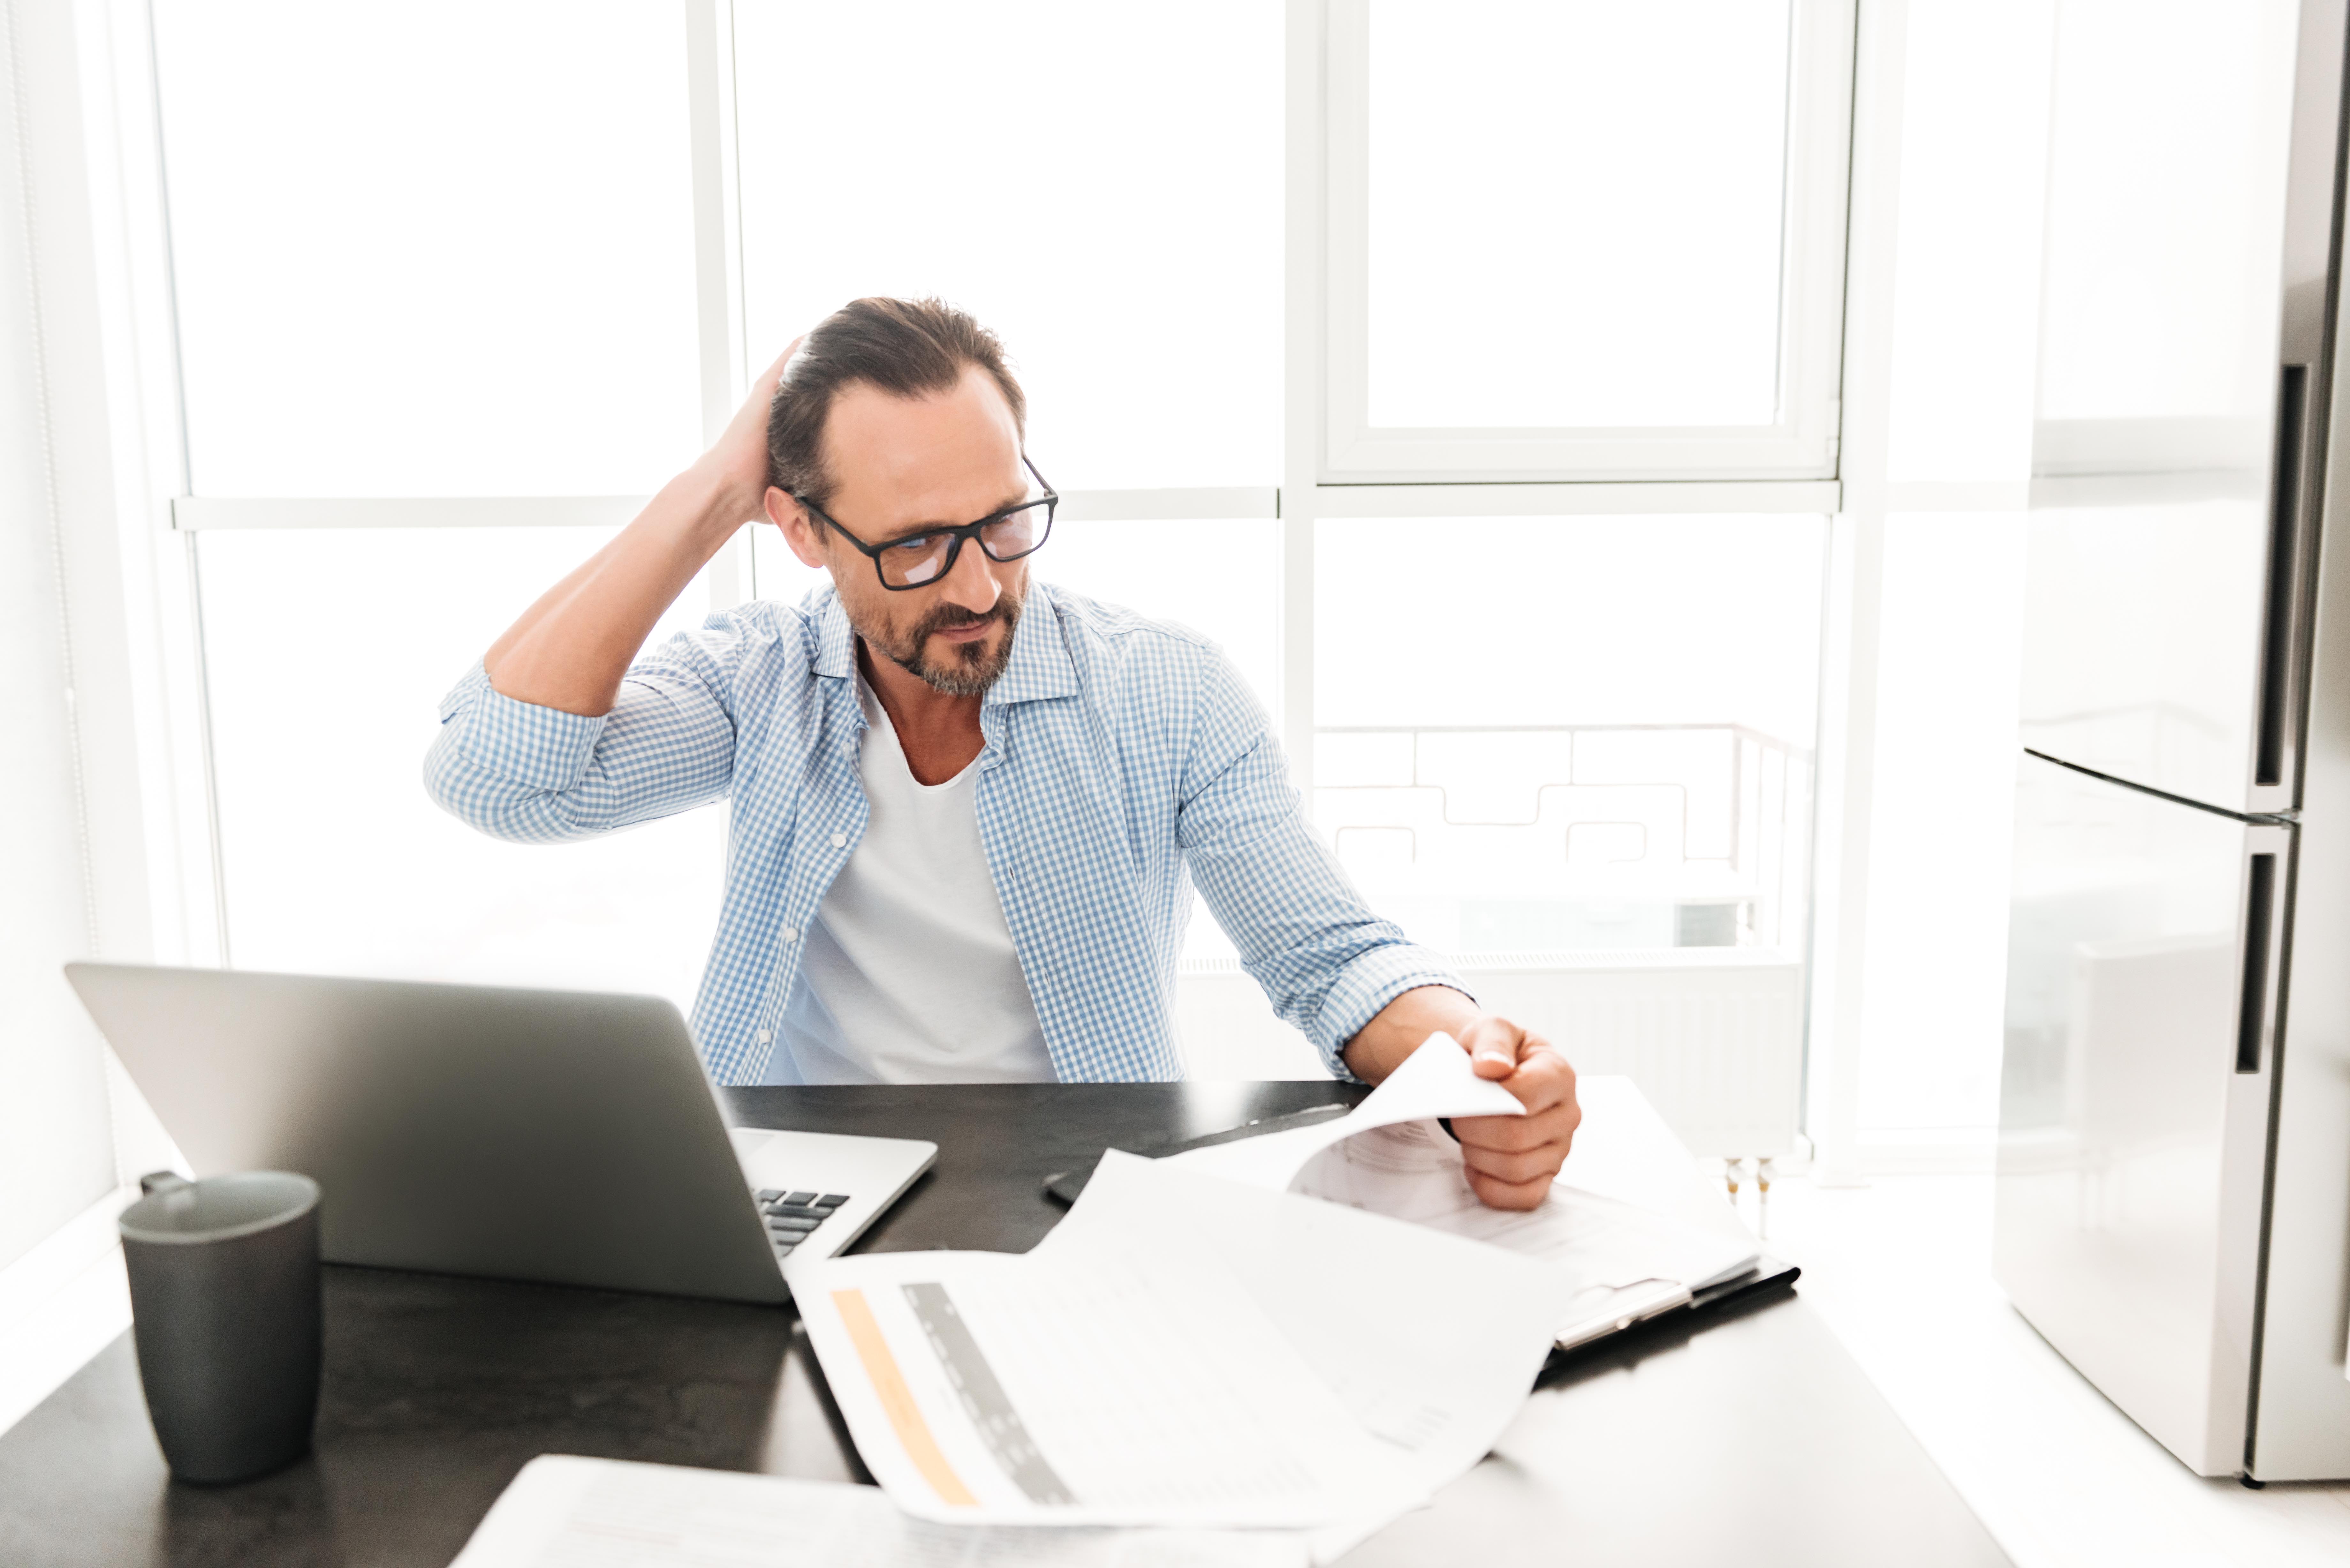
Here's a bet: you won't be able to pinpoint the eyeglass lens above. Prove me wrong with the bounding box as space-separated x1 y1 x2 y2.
877 501 1052 588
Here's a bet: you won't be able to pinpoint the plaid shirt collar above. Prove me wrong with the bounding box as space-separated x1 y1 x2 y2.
809 581 1080 708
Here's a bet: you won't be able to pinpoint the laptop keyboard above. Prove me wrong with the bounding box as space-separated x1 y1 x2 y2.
756 1188 850 1259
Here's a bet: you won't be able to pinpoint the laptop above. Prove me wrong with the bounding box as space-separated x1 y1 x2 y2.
63 963 935 1306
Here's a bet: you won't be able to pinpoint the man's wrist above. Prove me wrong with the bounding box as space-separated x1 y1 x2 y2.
1342 984 1481 1082
670 458 764 554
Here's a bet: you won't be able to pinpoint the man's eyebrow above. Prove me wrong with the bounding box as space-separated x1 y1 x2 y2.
878 491 1032 542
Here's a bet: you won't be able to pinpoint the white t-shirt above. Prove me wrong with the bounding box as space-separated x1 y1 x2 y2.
768 678 1056 1084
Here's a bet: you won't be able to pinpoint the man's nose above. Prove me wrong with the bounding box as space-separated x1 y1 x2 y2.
938 535 1001 613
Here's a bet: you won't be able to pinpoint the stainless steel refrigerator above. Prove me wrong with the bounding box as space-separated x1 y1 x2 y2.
1999 0 2350 1480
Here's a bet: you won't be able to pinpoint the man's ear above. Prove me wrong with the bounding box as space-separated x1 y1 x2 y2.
765 486 829 570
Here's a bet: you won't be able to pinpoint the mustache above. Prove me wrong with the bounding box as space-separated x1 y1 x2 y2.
913 602 1006 637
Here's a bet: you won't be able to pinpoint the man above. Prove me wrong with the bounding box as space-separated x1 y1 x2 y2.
427 298 1579 1210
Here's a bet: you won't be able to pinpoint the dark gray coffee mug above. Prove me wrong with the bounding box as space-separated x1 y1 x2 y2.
119 1169 322 1484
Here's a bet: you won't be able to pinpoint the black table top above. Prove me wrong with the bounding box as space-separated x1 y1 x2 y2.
0 1082 2011 1568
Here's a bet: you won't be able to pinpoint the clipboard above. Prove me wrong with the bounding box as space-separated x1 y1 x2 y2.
1040 1072 1795 1363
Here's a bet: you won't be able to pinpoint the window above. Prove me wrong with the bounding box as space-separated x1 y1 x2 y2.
731 1 1283 493
730 0 1287 707
1308 515 1823 960
195 528 724 1001
152 0 702 497
150 0 720 1007
1321 0 1853 481
131 2 1854 1053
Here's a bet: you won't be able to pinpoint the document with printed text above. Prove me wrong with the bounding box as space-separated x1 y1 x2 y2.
449 1454 1310 1567
1166 1036 1762 1348
791 1150 1578 1539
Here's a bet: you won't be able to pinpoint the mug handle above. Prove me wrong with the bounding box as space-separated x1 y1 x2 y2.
139 1170 193 1198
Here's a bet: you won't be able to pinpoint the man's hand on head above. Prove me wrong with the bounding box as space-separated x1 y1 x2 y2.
1449 1015 1580 1211
697 335 805 522
479 333 807 719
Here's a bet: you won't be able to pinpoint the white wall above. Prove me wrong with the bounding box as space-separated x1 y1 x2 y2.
0 0 118 1269
1859 0 2053 1144
0 0 187 1272
1808 0 2056 1172
1858 516 2030 1137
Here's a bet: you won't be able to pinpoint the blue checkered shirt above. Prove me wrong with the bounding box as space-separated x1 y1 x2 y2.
424 581 1460 1085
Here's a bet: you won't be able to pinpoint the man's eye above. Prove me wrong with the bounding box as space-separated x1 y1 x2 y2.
882 534 941 558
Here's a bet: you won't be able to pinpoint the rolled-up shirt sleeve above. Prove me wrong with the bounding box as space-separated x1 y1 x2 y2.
424 628 740 844
1175 655 1467 1077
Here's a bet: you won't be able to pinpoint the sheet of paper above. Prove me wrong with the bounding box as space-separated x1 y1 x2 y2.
450 1454 1309 1567
1042 1150 1580 1560
1155 1032 1521 1192
792 1214 1415 1527
1168 1039 1759 1348
1557 1075 1759 1248
1293 1120 1756 1286
792 1153 1577 1540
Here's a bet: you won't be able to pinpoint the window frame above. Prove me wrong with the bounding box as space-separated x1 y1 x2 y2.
138 0 1856 960
1315 0 1856 485
1 0 1869 1301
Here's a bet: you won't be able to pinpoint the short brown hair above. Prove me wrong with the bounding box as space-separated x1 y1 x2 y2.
765 297 1027 509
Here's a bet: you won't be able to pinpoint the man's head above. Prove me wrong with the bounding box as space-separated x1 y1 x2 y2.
763 298 1038 697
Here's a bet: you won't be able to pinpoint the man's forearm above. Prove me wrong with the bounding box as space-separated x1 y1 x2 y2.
1341 984 1481 1083
483 462 752 717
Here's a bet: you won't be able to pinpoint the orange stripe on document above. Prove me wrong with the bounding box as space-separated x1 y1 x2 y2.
830 1288 977 1508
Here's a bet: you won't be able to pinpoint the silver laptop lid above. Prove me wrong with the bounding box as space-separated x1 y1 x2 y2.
66 963 790 1305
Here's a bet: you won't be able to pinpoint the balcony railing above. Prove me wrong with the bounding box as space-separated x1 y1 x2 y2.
1309 722 1813 958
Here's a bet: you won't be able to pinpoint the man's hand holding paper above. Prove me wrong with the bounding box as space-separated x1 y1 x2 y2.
1172 1037 1763 1353
1341 990 1581 1210
1452 1013 1582 1210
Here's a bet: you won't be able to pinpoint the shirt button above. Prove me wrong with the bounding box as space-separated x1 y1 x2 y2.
781 926 800 943
756 1028 772 1044
829 832 847 848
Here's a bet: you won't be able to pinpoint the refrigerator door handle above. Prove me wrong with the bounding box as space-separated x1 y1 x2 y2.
2256 363 2312 791
2235 830 2294 1075
2236 854 2278 1073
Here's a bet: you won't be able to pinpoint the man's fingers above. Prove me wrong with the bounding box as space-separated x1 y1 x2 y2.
1464 1021 1518 1078
1451 1107 1566 1154
1464 1167 1556 1212
1455 1018 1572 1102
1507 1049 1574 1115
1443 1015 1581 1209
735 338 806 431
1461 1138 1568 1186
758 335 806 391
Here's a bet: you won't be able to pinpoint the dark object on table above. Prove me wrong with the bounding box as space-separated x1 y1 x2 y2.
64 963 819 1306
1040 1100 1355 1205
118 1169 322 1485
0 1083 2009 1568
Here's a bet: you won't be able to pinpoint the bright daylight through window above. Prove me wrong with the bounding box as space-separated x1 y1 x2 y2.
1365 3 1792 429
1309 516 1822 963
152 0 719 1000
145 0 1838 1062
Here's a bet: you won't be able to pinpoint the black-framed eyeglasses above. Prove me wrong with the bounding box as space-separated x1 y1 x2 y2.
795 455 1057 591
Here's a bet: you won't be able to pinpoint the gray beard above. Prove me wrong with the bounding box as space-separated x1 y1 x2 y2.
864 590 1022 697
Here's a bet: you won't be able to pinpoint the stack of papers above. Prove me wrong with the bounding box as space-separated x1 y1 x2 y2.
1167 1037 1762 1349
452 1454 1309 1567
454 1041 1764 1565
792 1145 1581 1553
